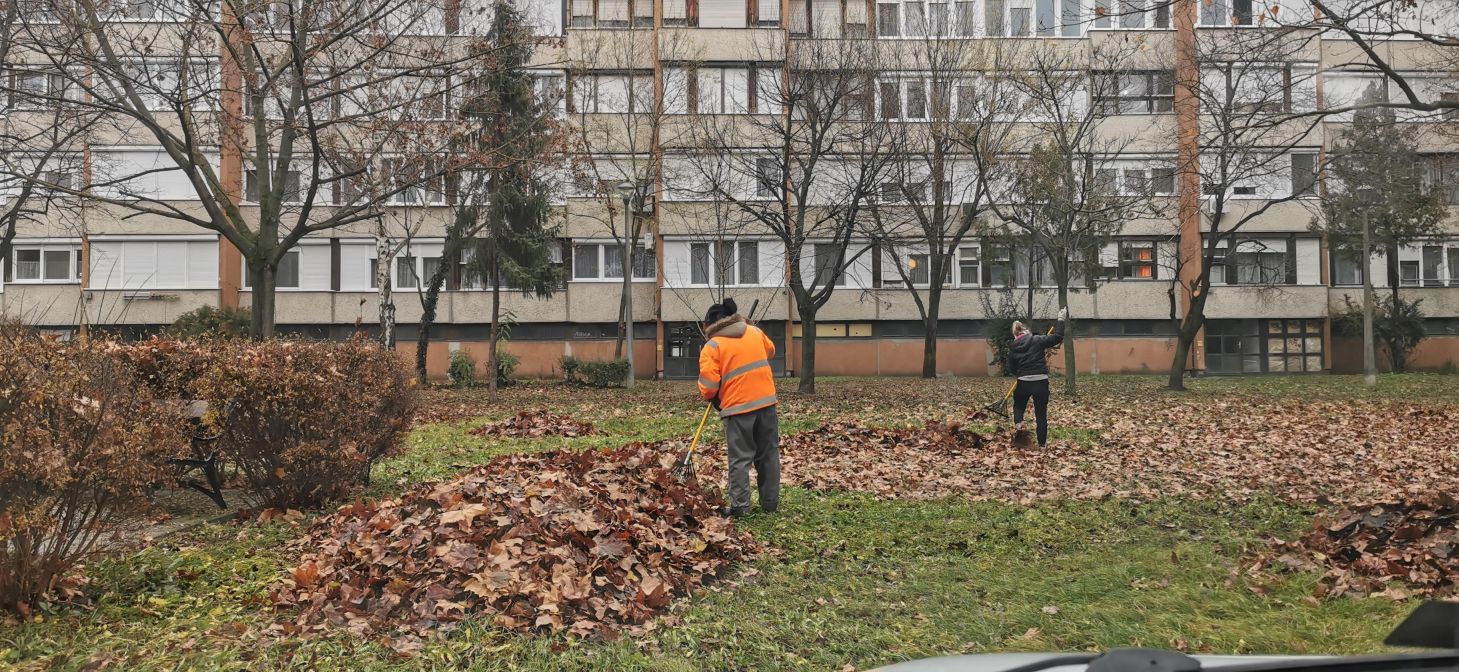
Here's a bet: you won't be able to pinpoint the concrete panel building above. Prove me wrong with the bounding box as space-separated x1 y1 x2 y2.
3 0 1458 379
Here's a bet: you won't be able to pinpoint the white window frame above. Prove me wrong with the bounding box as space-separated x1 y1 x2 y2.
570 72 654 114
88 235 220 291
10 242 81 284
686 239 764 287
240 248 304 290
5 66 85 110
572 240 655 282
244 163 307 205
382 156 447 206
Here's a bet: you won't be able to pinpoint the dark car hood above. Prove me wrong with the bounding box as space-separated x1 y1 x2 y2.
873 653 1327 672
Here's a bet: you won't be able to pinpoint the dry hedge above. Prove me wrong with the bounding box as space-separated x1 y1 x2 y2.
0 335 186 614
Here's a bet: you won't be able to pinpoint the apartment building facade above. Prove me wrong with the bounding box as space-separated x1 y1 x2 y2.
2 0 1458 379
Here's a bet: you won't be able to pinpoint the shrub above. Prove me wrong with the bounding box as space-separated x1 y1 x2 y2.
167 306 251 340
1334 295 1427 371
194 337 417 509
448 349 476 387
0 335 185 614
495 350 519 387
561 356 630 388
99 337 213 399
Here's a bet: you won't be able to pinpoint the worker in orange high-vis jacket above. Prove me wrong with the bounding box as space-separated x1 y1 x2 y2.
698 298 779 518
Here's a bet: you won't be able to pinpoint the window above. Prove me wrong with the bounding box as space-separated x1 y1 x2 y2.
118 59 217 111
958 246 979 286
755 158 781 198
982 0 1005 34
814 243 845 287
10 245 79 283
6 68 83 109
1451 247 1459 285
984 244 1011 287
395 255 418 288
1329 242 1365 287
1400 259 1420 287
574 242 654 280
1423 154 1459 205
1422 245 1446 287
383 158 446 206
242 249 301 289
569 0 654 27
691 67 750 115
895 252 951 287
1093 71 1174 115
877 1 899 35
1151 166 1176 195
1117 241 1156 279
879 180 925 203
1264 319 1324 374
1013 245 1055 287
569 73 654 114
1223 241 1288 285
687 241 758 286
1204 63 1315 114
245 166 303 204
89 239 219 290
107 0 158 21
1290 153 1317 197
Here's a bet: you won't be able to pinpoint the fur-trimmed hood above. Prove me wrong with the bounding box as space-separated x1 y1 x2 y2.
705 314 747 339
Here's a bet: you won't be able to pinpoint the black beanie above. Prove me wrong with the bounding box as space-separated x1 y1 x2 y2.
703 297 737 325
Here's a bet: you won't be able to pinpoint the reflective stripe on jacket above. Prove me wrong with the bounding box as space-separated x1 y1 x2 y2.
698 316 777 418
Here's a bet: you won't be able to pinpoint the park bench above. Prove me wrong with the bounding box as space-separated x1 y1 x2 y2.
166 400 228 510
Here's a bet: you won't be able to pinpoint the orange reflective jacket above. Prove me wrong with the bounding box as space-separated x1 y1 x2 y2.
698 316 777 418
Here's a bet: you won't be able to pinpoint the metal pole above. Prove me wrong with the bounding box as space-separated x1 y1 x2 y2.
1362 207 1376 387
623 193 637 389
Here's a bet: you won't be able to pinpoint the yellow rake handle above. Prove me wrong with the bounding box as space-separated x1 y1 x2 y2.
688 403 714 455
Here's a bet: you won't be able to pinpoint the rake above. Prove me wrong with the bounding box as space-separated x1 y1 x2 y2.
672 299 759 482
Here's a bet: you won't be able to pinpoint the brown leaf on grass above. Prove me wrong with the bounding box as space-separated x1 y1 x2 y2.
469 410 596 439
270 443 757 643
1252 496 1459 600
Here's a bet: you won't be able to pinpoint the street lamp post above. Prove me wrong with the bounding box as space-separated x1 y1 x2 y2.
615 181 638 389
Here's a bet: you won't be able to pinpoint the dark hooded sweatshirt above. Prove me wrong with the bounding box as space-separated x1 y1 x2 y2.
1007 320 1066 379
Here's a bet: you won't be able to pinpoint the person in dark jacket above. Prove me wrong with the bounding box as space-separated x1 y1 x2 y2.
1006 307 1067 448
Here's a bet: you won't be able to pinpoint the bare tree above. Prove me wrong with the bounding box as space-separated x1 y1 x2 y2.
685 35 893 394
563 29 695 386
0 4 99 268
971 41 1159 395
1165 25 1326 389
866 34 1025 378
38 0 501 337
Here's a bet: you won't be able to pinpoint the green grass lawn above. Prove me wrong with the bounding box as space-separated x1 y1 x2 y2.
2 374 1447 671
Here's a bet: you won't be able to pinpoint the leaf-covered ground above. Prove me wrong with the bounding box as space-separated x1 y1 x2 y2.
4 374 1457 671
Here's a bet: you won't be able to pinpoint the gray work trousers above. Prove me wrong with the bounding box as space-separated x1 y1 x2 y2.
723 405 780 514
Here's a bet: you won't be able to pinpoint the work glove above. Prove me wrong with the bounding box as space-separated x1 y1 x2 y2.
710 397 722 412
1057 307 1068 321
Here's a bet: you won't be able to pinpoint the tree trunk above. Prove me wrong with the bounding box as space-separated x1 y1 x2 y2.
415 260 451 383
612 288 626 359
488 258 501 404
1059 285 1075 396
921 289 940 379
1167 291 1208 391
248 260 278 339
376 236 395 350
797 308 817 394
1385 243 1403 371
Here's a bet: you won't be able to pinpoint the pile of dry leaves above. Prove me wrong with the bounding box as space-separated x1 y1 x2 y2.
1253 496 1459 600
694 418 1103 502
469 410 596 438
270 443 756 650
